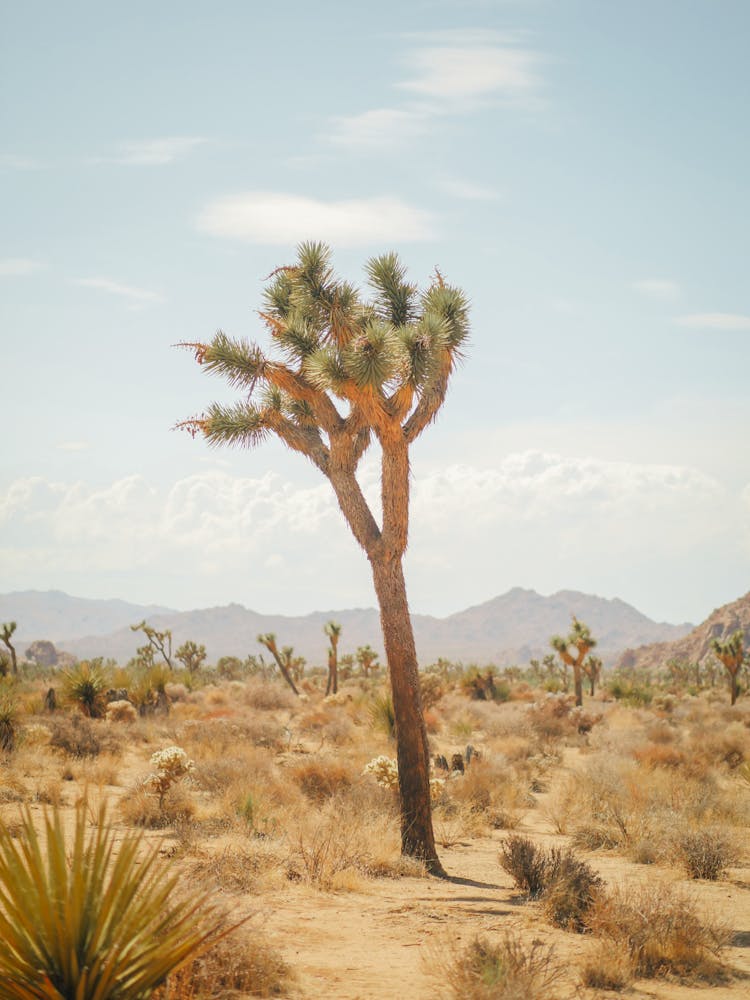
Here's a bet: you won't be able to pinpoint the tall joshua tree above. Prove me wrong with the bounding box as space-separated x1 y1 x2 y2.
551 617 597 707
711 629 746 706
179 242 469 873
324 620 342 696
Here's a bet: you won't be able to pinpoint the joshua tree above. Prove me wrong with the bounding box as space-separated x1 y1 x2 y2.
550 617 597 707
324 620 342 696
179 242 469 872
175 640 207 674
582 654 602 697
0 623 18 676
257 633 299 696
711 629 747 705
356 644 380 677
131 620 173 669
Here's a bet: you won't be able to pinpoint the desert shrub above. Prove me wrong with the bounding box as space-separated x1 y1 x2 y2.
633 742 688 770
498 836 548 898
241 676 297 711
499 837 602 931
588 883 730 981
540 847 603 931
155 926 291 998
62 659 109 717
436 932 565 1000
580 941 634 991
449 759 525 830
49 713 120 758
526 695 599 744
105 699 137 723
146 745 195 807
0 801 226 998
460 666 510 702
291 757 355 803
120 782 195 829
607 676 654 706
420 672 446 709
675 828 734 880
188 843 285 895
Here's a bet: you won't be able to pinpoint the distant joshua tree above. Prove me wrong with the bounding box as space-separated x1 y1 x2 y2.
174 640 207 674
257 633 299 696
324 621 342 696
0 623 18 676
582 654 602 697
550 617 597 707
711 629 747 705
356 644 380 678
130 621 173 669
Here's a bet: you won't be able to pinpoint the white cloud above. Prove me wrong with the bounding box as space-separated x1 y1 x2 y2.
0 257 41 276
107 137 208 166
0 154 42 170
400 42 540 102
0 452 743 621
329 108 434 149
674 313 750 331
74 277 165 306
196 192 435 246
632 279 680 299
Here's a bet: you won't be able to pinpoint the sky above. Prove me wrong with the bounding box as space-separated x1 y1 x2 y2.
1 0 749 626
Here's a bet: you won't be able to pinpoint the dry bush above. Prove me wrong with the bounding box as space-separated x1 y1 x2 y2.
240 676 297 711
632 742 688 770
580 941 634 991
587 882 730 981
120 782 195 829
49 714 121 758
179 717 285 755
674 827 736 880
499 837 603 932
188 841 286 894
432 932 566 1000
449 759 526 830
155 923 291 999
290 757 356 803
105 700 137 724
526 696 600 745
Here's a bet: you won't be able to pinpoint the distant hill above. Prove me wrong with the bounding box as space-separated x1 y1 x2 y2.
0 590 174 645
0 587 692 667
617 590 750 671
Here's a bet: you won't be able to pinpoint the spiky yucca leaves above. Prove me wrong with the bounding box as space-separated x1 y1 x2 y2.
179 243 470 873
0 801 231 1000
551 617 597 707
62 659 109 718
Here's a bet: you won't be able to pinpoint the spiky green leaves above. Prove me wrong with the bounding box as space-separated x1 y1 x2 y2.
365 252 418 326
201 332 267 391
202 401 270 449
0 801 228 999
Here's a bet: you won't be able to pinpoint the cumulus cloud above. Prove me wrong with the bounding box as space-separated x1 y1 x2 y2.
632 279 680 299
74 277 165 306
674 313 750 331
0 257 41 276
0 452 742 620
196 192 435 246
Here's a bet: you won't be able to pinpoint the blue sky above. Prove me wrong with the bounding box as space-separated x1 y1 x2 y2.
2 0 749 625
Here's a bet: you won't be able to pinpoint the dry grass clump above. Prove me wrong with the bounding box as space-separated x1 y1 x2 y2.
674 827 736 880
240 676 297 711
290 757 356 803
188 840 286 894
105 699 137 723
120 782 195 829
526 695 601 746
154 922 291 999
499 836 603 931
49 713 121 758
587 882 730 982
433 931 566 1000
446 758 527 831
179 717 285 755
579 941 634 991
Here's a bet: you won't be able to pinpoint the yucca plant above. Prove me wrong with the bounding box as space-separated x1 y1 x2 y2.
0 687 18 753
0 800 230 999
61 659 109 718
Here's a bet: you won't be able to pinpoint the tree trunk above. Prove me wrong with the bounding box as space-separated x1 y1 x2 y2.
731 671 739 706
370 554 443 875
573 665 583 707
589 674 595 697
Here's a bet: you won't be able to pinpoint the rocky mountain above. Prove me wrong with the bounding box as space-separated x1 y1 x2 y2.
1 587 693 667
617 590 750 671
